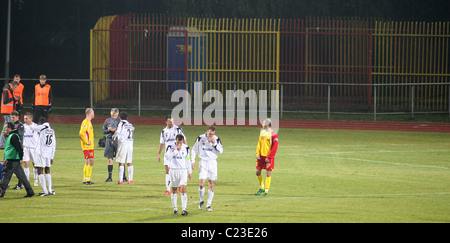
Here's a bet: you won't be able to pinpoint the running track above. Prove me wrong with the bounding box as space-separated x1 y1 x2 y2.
47 115 450 133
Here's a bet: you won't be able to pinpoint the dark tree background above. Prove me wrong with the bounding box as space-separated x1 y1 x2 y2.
1 0 449 80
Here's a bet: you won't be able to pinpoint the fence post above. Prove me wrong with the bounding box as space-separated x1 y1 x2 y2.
138 81 142 116
373 85 377 121
280 83 284 119
90 80 94 108
327 84 331 120
411 85 415 119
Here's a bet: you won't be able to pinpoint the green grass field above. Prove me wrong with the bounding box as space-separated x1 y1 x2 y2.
0 124 449 223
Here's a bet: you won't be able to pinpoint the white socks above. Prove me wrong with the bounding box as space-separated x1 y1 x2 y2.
198 187 215 207
24 167 29 181
119 166 124 182
38 174 52 194
199 187 205 201
165 174 170 191
207 190 214 207
171 192 188 211
128 166 133 181
119 165 134 183
171 193 178 210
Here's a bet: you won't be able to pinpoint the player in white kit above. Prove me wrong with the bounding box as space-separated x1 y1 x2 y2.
157 116 187 194
165 134 192 216
113 112 135 184
30 117 56 196
23 113 39 186
190 126 223 212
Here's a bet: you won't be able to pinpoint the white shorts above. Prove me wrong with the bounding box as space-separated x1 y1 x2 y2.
116 143 133 164
34 154 52 168
199 159 217 181
169 169 188 188
23 147 38 163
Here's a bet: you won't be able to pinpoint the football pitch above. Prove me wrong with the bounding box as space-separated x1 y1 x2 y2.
0 123 449 223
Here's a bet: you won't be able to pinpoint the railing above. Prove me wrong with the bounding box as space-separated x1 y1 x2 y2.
2 78 448 121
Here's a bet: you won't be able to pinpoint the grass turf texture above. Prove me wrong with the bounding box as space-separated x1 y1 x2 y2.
0 124 448 223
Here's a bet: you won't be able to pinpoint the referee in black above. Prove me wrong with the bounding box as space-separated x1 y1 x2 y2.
103 108 127 182
0 122 34 198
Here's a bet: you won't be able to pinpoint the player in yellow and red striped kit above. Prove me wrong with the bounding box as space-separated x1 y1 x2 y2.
254 119 278 197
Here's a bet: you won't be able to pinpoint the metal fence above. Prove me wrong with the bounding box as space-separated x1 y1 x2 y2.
90 16 449 118
3 78 446 121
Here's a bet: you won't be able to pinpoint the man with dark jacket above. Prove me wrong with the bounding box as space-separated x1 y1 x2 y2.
0 122 34 198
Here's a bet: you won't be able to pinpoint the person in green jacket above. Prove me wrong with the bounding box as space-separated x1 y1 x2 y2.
0 122 34 198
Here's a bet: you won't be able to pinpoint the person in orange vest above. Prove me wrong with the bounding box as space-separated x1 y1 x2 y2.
31 75 53 124
0 81 20 149
12 74 24 115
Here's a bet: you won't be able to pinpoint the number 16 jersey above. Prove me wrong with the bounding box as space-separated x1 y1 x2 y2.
31 122 56 160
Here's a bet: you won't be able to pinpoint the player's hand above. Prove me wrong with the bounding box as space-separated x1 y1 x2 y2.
157 154 161 162
188 173 192 180
87 141 91 146
51 159 53 165
208 136 216 144
265 158 269 163
191 162 196 170
256 155 261 160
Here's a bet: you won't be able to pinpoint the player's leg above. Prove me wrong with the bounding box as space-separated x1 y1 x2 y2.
126 146 133 183
206 180 215 211
198 160 207 209
264 170 272 197
263 158 274 196
170 170 179 214
198 179 206 209
45 166 54 195
85 155 95 185
23 161 30 182
106 158 114 182
118 163 124 184
104 137 115 182
205 160 217 211
164 165 171 194
180 171 188 216
127 163 133 183
255 157 265 195
255 169 264 195
37 167 48 196
32 162 38 186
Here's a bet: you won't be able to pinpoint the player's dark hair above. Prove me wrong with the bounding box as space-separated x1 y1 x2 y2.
6 122 15 130
165 115 172 121
176 134 184 142
119 112 128 120
208 126 216 131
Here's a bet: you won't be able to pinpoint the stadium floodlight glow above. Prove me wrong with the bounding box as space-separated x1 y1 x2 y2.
171 82 279 132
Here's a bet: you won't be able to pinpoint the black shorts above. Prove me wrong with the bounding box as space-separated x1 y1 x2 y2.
104 137 118 158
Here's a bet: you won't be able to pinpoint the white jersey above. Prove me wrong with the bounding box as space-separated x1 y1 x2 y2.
31 122 56 160
165 144 192 173
114 120 134 145
23 122 39 148
160 125 186 149
191 133 223 162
